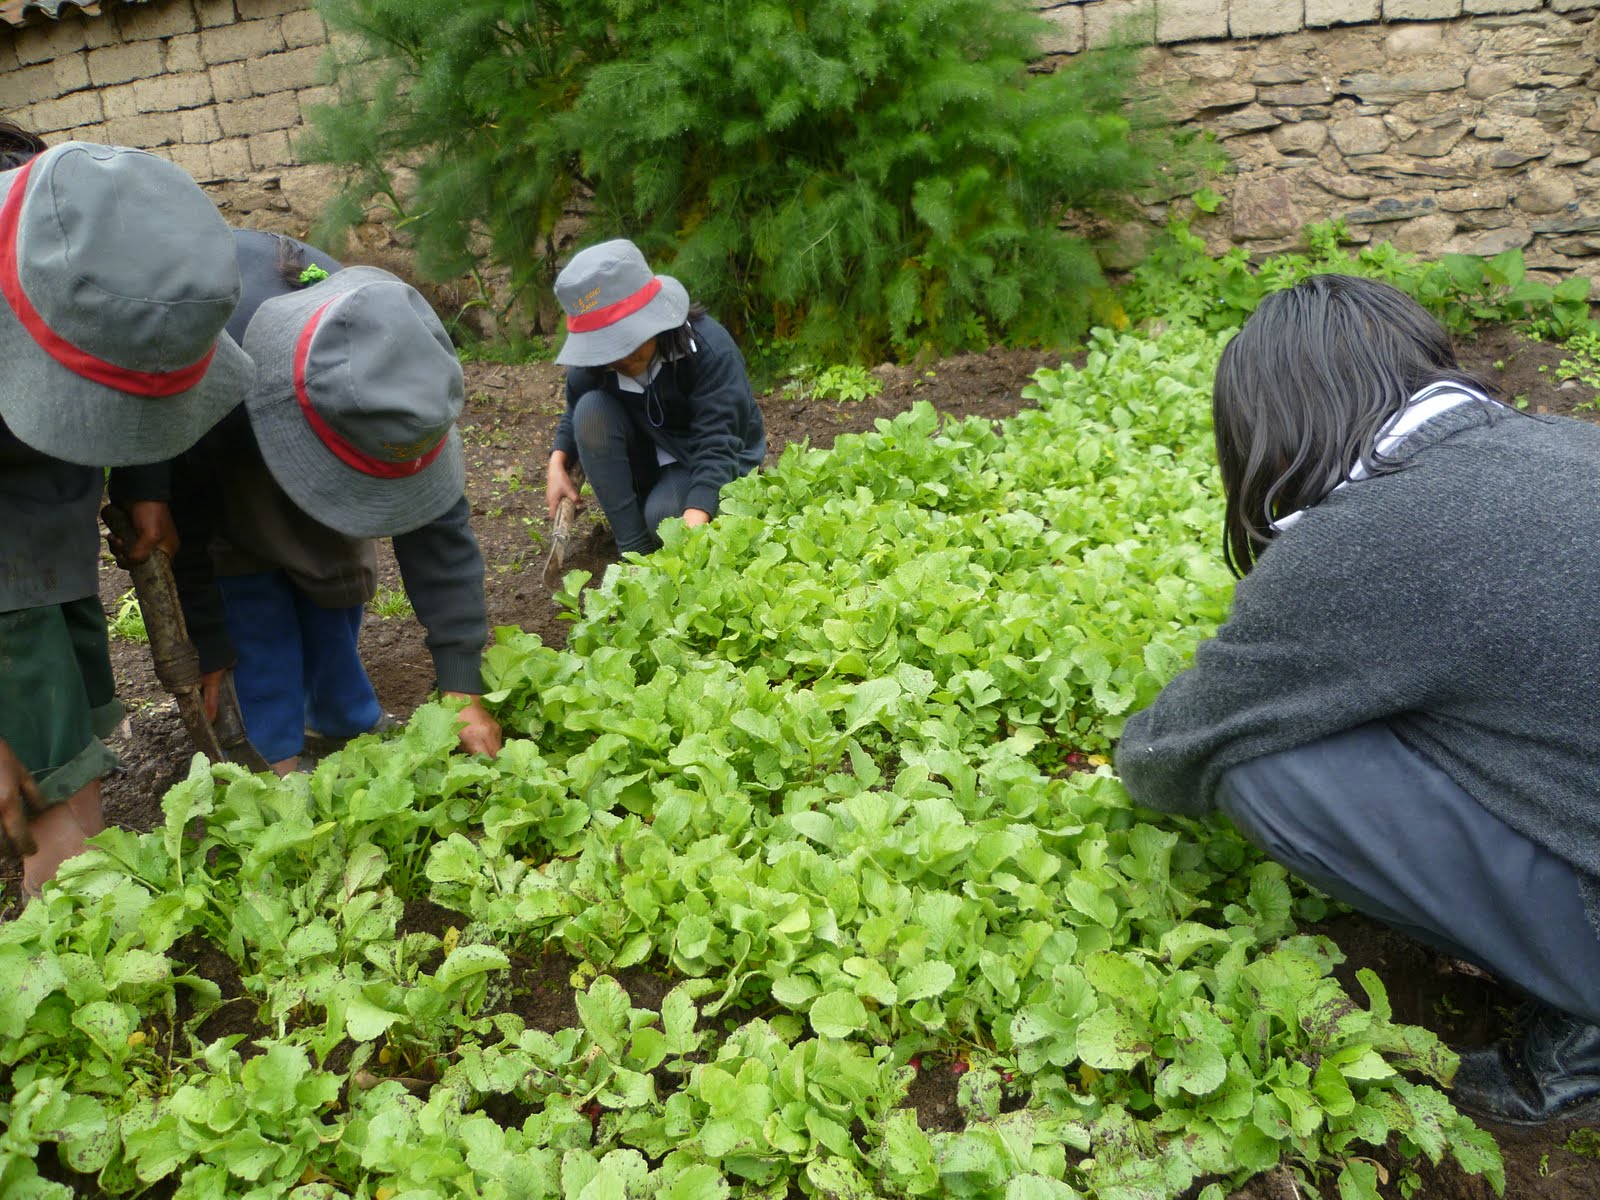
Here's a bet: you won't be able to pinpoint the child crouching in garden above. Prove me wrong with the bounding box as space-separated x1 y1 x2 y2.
1116 274 1600 1126
545 239 765 554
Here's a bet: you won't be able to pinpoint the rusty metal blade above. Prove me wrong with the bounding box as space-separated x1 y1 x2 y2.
542 496 580 588
172 686 229 763
542 463 586 589
212 672 273 773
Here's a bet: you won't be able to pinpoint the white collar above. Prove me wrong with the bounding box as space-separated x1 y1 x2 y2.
1271 383 1495 532
615 357 662 394
614 333 697 394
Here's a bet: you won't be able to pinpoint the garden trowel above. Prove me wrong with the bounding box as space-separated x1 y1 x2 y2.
542 461 587 589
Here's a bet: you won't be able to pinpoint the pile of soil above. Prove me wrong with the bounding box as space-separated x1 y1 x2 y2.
11 327 1600 1199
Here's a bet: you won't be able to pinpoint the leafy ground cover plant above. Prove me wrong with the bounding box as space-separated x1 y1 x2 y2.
367 586 415 621
2 304 1508 1198
784 363 887 405
1541 329 1600 411
1124 219 1596 343
108 588 147 644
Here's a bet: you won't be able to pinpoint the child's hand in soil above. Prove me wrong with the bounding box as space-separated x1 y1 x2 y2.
445 693 503 758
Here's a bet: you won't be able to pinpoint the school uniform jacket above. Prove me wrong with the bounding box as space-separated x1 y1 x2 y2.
553 314 765 517
170 229 488 695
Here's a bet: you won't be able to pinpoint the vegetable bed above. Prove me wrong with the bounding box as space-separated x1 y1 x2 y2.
3 325 1504 1200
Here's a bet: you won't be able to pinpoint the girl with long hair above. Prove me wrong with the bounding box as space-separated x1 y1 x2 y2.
1117 274 1600 1125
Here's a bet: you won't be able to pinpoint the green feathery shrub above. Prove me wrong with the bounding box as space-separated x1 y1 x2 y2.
304 0 1197 360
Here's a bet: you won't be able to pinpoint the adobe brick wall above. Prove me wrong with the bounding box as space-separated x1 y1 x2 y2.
0 0 342 238
2 0 1599 281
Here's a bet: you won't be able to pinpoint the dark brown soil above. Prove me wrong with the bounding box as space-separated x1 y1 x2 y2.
7 330 1599 1199
1456 324 1586 418
905 1057 966 1132
397 895 462 941
496 948 584 1034
170 929 263 1059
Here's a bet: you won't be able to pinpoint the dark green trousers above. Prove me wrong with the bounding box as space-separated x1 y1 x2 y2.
0 596 122 805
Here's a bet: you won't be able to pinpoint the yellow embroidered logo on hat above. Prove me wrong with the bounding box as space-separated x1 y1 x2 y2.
383 434 445 462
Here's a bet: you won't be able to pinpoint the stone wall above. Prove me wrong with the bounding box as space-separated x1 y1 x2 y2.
2 0 1599 278
0 0 341 235
1038 0 1600 279
1037 0 1600 50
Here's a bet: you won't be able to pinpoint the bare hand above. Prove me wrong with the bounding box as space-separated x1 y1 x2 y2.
199 669 225 724
107 500 180 567
0 738 41 859
546 455 581 521
444 693 503 757
682 507 711 528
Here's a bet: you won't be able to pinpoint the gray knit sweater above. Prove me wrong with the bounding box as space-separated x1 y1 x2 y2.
1116 403 1600 894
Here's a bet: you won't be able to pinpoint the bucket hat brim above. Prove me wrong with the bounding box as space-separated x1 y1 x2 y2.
243 266 466 540
554 272 690 368
0 150 254 467
0 328 253 466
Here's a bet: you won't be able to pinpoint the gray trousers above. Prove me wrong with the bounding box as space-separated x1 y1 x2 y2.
572 389 693 555
1217 722 1600 1025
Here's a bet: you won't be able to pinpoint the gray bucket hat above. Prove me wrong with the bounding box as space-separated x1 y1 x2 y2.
553 238 690 368
0 141 253 466
242 266 466 539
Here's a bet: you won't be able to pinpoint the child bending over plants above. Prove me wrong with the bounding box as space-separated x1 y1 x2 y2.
169 230 502 774
544 240 765 555
0 137 253 897
1116 274 1600 1126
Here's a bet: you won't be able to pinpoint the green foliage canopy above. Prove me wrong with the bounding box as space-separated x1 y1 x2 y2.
304 0 1186 358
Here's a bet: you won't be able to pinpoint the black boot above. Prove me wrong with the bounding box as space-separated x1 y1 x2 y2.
1451 1005 1600 1125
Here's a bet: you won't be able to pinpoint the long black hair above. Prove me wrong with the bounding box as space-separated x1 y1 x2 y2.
643 302 711 420
0 119 45 171
1213 274 1494 577
654 300 708 362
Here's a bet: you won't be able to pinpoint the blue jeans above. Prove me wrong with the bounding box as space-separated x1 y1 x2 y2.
217 572 380 762
1217 722 1600 1024
572 389 696 554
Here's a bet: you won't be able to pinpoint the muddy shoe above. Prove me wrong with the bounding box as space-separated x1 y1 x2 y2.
303 712 400 759
1451 1004 1600 1125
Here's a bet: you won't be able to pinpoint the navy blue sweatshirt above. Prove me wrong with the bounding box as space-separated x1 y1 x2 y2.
553 314 765 516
